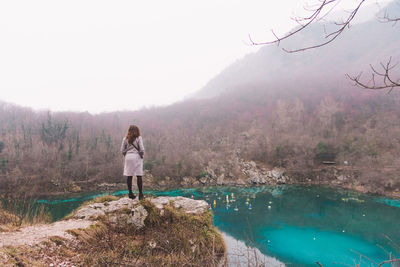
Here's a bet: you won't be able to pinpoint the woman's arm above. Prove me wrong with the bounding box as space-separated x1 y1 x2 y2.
138 136 145 153
121 138 128 155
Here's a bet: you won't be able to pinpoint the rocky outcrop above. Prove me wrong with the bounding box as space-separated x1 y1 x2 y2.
72 196 210 229
180 176 200 187
240 160 290 185
0 196 224 267
174 158 292 187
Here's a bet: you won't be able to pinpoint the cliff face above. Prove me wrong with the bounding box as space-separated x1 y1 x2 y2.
0 196 225 266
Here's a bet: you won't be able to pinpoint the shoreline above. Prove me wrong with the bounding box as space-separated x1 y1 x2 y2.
5 181 397 202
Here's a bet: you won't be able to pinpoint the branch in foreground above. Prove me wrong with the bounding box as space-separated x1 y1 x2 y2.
379 8 400 24
346 57 400 92
249 0 366 52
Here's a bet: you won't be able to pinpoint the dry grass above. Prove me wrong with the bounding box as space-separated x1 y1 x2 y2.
84 194 119 205
0 196 52 232
0 208 19 232
0 198 226 266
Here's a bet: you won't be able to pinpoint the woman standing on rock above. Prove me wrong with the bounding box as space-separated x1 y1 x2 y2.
121 125 145 200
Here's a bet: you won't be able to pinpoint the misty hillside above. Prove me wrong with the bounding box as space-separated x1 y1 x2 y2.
194 1 400 99
1 1 400 197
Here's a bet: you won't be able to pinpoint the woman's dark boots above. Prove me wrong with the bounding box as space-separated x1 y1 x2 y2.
129 191 136 199
137 176 144 200
127 176 136 199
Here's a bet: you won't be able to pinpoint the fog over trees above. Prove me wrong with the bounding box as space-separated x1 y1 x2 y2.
0 1 399 196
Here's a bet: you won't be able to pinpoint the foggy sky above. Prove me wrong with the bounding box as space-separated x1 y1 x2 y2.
0 0 388 113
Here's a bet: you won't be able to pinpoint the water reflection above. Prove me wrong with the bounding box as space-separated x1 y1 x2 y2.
205 186 399 267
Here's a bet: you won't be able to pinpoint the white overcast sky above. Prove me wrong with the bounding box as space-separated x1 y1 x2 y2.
0 0 388 113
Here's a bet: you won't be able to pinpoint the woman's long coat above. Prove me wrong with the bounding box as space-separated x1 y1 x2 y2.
121 136 145 176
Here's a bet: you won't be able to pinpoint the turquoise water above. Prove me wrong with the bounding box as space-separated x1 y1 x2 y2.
38 185 400 266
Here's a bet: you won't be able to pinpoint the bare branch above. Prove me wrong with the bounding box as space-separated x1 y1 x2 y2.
249 0 366 53
378 8 400 24
249 0 337 46
346 57 400 91
378 258 400 267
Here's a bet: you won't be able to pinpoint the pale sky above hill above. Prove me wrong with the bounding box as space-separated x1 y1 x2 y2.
0 0 390 113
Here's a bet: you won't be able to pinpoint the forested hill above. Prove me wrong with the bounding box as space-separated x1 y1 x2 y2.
1 2 400 197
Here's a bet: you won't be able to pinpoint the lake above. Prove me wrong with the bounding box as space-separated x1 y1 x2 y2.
38 185 400 267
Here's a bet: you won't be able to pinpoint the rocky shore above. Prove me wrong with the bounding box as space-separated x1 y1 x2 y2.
141 159 400 199
13 158 397 200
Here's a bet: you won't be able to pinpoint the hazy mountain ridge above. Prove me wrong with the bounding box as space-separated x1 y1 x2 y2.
194 1 400 99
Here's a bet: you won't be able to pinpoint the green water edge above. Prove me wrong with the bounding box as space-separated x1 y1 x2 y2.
30 185 400 266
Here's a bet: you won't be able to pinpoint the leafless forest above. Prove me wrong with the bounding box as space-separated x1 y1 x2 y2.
1 1 400 197
1 82 400 196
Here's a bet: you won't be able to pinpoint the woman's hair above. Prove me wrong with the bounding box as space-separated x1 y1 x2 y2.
126 125 141 144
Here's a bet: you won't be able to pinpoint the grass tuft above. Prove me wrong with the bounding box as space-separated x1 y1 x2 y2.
85 194 119 205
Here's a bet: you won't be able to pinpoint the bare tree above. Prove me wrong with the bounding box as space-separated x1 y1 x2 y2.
250 0 400 91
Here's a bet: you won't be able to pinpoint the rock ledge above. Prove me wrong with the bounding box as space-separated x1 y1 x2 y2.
72 196 210 229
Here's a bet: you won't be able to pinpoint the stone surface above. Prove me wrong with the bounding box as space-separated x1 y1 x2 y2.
128 205 148 228
74 197 139 220
0 219 93 248
150 196 209 214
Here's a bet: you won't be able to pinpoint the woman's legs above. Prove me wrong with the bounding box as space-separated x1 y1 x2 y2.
127 176 135 199
137 175 144 200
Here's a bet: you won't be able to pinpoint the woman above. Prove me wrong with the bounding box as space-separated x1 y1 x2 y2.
121 125 145 200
